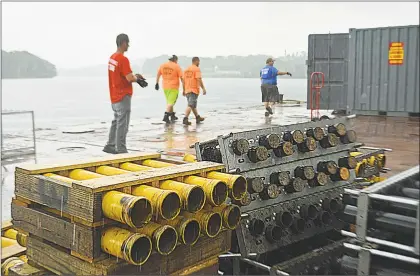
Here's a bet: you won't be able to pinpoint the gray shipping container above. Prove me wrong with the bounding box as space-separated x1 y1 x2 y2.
307 25 420 116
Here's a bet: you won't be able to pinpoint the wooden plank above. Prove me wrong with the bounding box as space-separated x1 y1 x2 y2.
27 230 231 275
16 152 161 175
75 161 226 193
11 203 102 259
1 244 26 261
1 219 14 233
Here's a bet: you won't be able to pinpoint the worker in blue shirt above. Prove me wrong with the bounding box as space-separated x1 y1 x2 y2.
260 57 292 116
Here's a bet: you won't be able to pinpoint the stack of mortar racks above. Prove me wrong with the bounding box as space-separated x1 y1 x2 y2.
191 116 389 275
5 153 246 275
340 165 419 276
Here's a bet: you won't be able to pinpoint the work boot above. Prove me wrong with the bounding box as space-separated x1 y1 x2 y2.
196 115 205 124
183 117 191 126
162 112 170 124
170 112 178 122
103 145 116 154
265 111 270 117
266 106 273 115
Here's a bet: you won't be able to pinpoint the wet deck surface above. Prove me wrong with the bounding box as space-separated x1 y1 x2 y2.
2 104 419 219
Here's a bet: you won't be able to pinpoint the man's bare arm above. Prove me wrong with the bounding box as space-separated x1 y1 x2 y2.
277 71 292 76
198 78 206 94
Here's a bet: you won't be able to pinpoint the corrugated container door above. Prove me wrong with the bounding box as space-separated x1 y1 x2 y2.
347 25 420 115
306 33 349 111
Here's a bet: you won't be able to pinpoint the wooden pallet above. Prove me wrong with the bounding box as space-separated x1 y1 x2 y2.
14 153 225 225
26 231 231 275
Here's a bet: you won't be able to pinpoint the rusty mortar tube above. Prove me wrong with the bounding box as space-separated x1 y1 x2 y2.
160 180 205 213
45 173 153 227
204 204 241 230
132 185 181 221
3 229 27 247
120 162 151 172
330 167 350 182
133 222 178 256
206 171 247 201
101 227 152 265
183 175 228 207
340 129 357 144
183 210 222 238
328 123 347 137
1 257 25 276
159 215 201 246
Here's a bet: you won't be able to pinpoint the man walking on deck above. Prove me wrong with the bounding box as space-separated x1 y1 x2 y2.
260 57 292 117
183 57 206 126
155 55 184 123
103 33 142 154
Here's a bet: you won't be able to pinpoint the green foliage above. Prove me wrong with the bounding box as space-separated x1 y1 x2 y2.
2 50 57 79
142 53 307 78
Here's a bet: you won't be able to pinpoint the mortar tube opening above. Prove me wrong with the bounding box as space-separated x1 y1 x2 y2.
187 187 205 213
293 218 305 233
266 225 282 241
277 211 293 228
161 192 181 220
206 213 222 237
321 212 333 225
307 205 319 220
212 181 228 206
157 227 177 255
226 205 241 229
130 198 153 227
329 199 340 213
183 220 200 245
130 235 152 265
231 176 247 200
250 219 266 236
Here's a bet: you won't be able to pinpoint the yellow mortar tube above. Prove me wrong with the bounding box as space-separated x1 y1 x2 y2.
133 222 178 256
204 204 241 230
68 169 103 180
1 237 17 248
376 154 386 169
206 171 247 201
45 173 153 227
1 257 25 276
101 227 152 265
141 159 243 201
183 210 222 238
183 154 197 163
160 180 205 213
142 159 175 168
4 229 27 247
159 216 201 246
120 162 151 172
96 165 130 176
132 185 181 221
183 176 228 207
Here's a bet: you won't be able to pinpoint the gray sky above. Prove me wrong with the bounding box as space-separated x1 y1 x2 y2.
2 2 419 69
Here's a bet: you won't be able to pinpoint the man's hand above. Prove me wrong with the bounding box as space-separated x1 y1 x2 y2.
135 73 144 80
183 91 186 96
203 88 207 95
287 72 292 77
155 83 159 90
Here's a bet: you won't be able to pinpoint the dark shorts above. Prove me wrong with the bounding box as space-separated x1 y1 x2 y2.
261 84 283 103
186 92 198 108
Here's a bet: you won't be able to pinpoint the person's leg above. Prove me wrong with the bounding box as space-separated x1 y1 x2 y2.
261 85 272 116
184 93 200 125
168 89 179 122
190 94 204 123
103 108 118 154
115 95 131 153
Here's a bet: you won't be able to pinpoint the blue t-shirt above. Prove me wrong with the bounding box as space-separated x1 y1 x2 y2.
260 65 279 85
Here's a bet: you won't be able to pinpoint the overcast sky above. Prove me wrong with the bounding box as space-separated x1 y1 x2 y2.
2 2 419 69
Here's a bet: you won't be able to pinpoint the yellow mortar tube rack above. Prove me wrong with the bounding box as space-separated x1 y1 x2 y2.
1 237 17 248
44 173 153 227
160 180 206 213
158 216 201 246
142 159 247 201
3 229 27 247
183 210 222 238
132 222 178 256
204 204 241 230
132 185 181 221
101 227 152 265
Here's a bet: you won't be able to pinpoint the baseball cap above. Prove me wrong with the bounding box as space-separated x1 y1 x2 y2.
266 57 275 63
169 55 178 61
